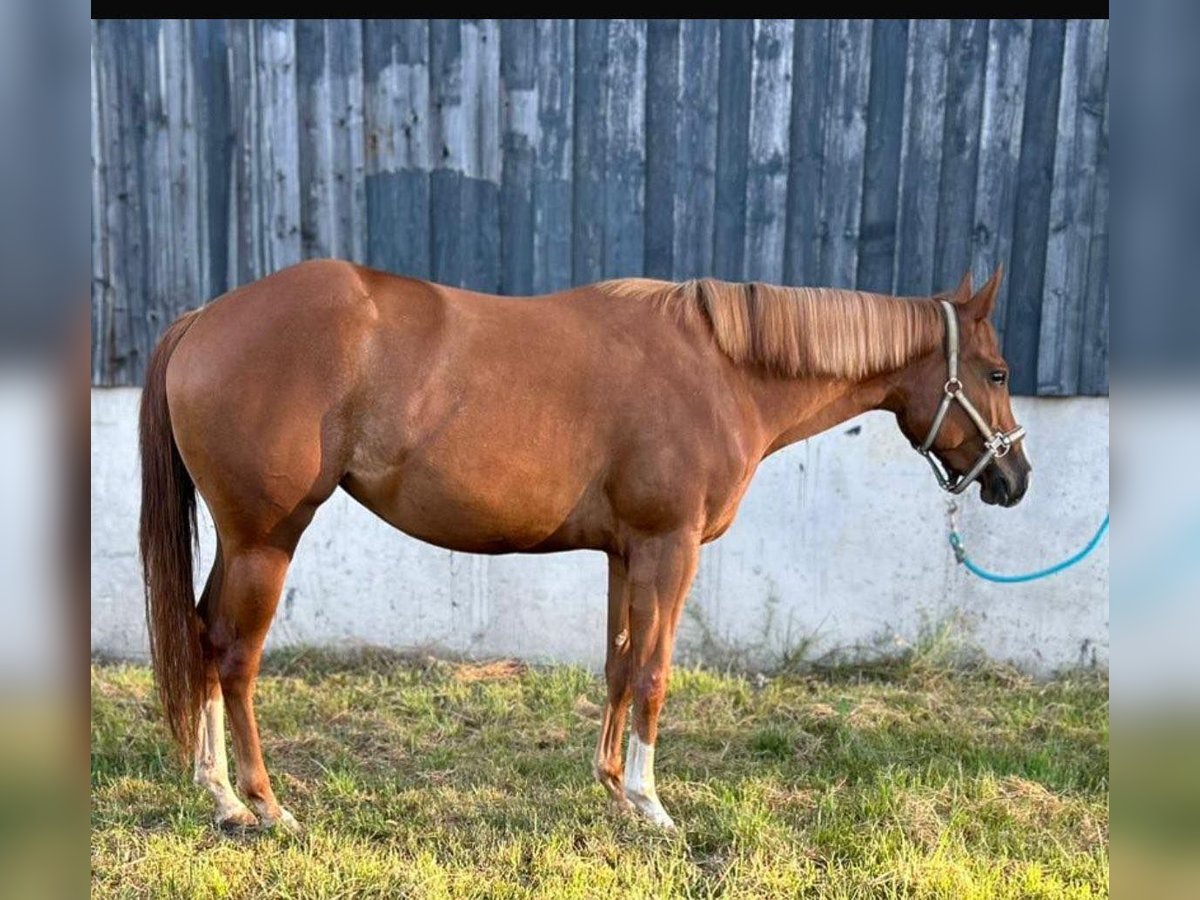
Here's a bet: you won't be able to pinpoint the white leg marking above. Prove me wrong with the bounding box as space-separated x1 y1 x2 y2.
623 733 676 830
194 693 257 827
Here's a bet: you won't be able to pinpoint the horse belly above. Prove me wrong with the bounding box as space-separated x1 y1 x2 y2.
341 449 601 555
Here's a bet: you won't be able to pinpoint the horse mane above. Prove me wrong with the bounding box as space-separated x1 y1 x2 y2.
598 277 945 381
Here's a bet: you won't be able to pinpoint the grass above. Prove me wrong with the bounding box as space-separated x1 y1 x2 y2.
91 649 1108 898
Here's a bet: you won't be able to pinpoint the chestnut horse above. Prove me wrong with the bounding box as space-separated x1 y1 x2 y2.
139 259 1029 831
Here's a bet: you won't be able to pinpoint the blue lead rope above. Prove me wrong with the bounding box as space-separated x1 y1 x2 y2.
949 513 1109 583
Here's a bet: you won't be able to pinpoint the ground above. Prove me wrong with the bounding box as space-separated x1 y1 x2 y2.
91 649 1108 899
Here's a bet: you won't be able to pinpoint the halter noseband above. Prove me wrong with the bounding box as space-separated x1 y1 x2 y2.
917 300 1026 494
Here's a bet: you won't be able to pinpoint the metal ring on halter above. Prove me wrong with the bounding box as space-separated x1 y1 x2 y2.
943 378 962 396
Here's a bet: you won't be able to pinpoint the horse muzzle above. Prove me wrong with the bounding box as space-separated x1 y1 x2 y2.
979 459 1028 508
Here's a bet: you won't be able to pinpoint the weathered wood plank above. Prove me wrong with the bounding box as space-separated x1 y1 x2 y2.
744 19 793 285
160 20 204 319
971 19 1031 348
856 18 907 293
500 19 537 295
296 19 329 258
325 19 365 262
782 20 830 286
672 19 720 280
532 19 573 293
91 22 114 382
819 19 871 289
139 19 171 370
572 19 607 284
644 19 679 279
190 19 232 300
102 18 144 383
363 19 431 279
255 20 301 273
603 19 646 278
1005 18 1065 395
894 19 949 297
430 19 465 286
933 18 987 293
713 19 753 281
460 19 501 292
1038 19 1107 396
1079 88 1108 396
226 20 262 287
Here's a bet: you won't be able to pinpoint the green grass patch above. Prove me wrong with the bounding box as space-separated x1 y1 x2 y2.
92 650 1108 898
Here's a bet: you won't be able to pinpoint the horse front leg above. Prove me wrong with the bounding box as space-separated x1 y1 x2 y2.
594 553 633 807
595 532 699 830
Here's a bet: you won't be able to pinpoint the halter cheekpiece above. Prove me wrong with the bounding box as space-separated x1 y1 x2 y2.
917 300 1026 494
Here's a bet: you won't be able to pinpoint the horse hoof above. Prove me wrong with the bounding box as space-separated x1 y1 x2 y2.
216 806 259 831
627 791 677 832
261 806 301 834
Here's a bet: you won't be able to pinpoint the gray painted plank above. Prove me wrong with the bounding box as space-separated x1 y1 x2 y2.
743 19 793 285
971 19 1031 348
1079 88 1108 396
500 19 537 295
161 20 205 319
782 20 830 286
430 19 465 286
460 20 501 292
363 19 430 278
90 32 107 382
644 19 680 279
1038 19 1107 396
297 19 329 258
572 19 607 284
326 20 365 262
894 19 949 297
255 20 302 273
602 19 646 278
933 18 987 293
1006 18 1066 395
139 19 171 368
110 19 149 383
672 19 720 280
532 19 573 294
190 19 232 299
856 18 907 293
226 19 263 287
819 19 871 289
713 19 753 281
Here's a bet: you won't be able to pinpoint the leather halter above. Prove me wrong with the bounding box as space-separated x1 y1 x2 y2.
918 300 1026 494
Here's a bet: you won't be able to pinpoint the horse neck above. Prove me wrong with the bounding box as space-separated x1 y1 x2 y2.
736 305 943 457
747 369 898 458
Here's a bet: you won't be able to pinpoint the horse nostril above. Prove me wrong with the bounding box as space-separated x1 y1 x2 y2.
990 471 1010 505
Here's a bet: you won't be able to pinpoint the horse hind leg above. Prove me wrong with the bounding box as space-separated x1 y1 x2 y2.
205 543 301 831
194 680 257 828
193 547 257 829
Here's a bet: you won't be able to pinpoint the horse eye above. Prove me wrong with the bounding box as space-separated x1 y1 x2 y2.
990 370 1008 385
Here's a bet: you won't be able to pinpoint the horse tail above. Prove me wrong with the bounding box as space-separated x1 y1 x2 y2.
138 310 204 759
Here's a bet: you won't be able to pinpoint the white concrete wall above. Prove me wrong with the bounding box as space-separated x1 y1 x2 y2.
91 389 1108 674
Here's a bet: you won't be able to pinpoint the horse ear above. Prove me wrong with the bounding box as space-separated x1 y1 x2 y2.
951 270 973 305
966 264 1003 321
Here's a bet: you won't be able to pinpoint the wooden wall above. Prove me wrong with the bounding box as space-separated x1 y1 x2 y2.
91 19 1108 394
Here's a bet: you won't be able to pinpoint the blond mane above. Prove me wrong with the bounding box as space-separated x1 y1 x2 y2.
599 277 945 380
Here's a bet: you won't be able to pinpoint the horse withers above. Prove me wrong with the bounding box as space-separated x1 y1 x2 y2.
138 260 1029 831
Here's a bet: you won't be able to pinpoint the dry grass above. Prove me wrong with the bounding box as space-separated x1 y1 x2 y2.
91 649 1108 898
